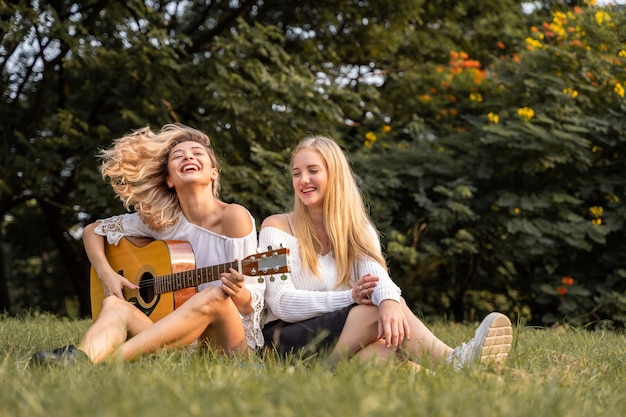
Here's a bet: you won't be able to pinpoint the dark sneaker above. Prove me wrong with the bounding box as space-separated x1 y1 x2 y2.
30 344 90 366
447 312 513 371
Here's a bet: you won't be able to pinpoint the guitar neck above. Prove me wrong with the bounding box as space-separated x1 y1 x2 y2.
154 261 238 294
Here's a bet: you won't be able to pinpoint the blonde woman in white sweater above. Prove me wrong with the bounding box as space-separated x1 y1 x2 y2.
259 135 513 370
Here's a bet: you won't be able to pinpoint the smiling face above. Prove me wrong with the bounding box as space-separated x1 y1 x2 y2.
291 149 328 209
165 140 217 189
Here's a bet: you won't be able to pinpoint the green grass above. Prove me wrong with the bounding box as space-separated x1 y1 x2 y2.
2 313 625 417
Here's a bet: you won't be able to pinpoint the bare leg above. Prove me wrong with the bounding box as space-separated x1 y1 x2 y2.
78 287 247 363
355 339 423 372
78 295 152 363
329 299 453 365
398 298 454 362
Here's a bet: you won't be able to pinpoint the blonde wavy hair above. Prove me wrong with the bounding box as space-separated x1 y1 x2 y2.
290 135 387 288
99 123 220 231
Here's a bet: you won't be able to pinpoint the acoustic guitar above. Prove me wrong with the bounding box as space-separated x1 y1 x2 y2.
89 236 290 321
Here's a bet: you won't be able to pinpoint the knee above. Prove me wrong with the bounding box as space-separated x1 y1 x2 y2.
99 295 135 316
188 286 230 315
102 295 128 310
352 304 380 326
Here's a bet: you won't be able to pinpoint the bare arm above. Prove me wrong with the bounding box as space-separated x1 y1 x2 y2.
83 222 138 298
220 203 255 315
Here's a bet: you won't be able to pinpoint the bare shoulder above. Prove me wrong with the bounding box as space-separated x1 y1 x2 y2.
221 203 253 238
261 213 291 234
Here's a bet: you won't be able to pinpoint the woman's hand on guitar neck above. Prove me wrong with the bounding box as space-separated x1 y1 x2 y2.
221 268 253 315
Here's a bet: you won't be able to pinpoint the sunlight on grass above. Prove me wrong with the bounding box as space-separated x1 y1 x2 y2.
1 313 625 417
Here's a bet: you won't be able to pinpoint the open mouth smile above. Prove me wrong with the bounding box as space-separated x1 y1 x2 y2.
180 163 200 172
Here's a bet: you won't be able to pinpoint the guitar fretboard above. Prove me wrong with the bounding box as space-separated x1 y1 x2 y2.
154 261 238 294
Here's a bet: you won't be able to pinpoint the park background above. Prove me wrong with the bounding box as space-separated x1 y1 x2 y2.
1 0 625 329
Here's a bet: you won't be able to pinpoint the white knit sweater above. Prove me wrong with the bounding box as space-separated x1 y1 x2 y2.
259 226 401 324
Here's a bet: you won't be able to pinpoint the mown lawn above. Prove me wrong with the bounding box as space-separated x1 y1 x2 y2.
1 313 625 417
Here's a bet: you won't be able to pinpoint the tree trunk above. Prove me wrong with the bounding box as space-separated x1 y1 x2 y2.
0 234 12 314
40 201 91 317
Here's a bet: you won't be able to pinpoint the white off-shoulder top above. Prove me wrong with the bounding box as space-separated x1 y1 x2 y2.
94 211 264 348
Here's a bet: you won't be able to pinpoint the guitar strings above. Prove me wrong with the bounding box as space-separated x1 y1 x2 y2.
134 256 285 289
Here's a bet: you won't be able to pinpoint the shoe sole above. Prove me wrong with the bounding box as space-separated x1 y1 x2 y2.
479 313 513 368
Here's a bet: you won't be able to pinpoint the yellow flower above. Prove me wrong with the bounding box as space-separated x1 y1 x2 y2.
525 37 543 50
469 93 483 102
614 82 624 98
619 50 626 58
383 124 392 133
563 88 578 98
487 112 499 124
589 206 604 217
518 107 535 122
595 11 610 26
364 132 377 148
514 208 521 214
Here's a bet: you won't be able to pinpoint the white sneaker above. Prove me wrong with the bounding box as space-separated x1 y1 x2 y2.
447 312 513 371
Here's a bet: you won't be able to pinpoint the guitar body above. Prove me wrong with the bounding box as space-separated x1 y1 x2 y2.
90 237 197 322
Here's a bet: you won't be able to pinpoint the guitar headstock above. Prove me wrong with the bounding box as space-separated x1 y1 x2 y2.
242 247 291 276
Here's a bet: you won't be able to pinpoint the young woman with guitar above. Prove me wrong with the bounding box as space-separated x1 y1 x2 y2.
33 124 268 365
259 135 513 371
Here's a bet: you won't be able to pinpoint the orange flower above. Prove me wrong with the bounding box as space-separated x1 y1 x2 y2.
461 60 482 69
420 94 432 103
561 276 574 286
497 41 506 50
557 286 568 295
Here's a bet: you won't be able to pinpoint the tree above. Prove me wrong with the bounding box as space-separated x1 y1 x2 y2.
5 0 624 329
0 1 357 315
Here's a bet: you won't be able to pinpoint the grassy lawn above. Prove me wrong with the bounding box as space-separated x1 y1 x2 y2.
1 313 625 417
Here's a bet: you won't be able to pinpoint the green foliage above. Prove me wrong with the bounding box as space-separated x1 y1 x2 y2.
355 4 626 327
2 1 625 328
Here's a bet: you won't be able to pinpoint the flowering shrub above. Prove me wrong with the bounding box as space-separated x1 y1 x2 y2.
354 2 626 327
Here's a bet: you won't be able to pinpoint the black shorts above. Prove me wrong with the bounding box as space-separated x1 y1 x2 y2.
262 304 357 357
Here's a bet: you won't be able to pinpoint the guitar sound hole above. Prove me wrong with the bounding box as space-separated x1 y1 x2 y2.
139 272 155 303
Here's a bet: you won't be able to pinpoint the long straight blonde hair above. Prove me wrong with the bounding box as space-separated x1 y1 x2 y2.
291 135 387 288
99 124 220 231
